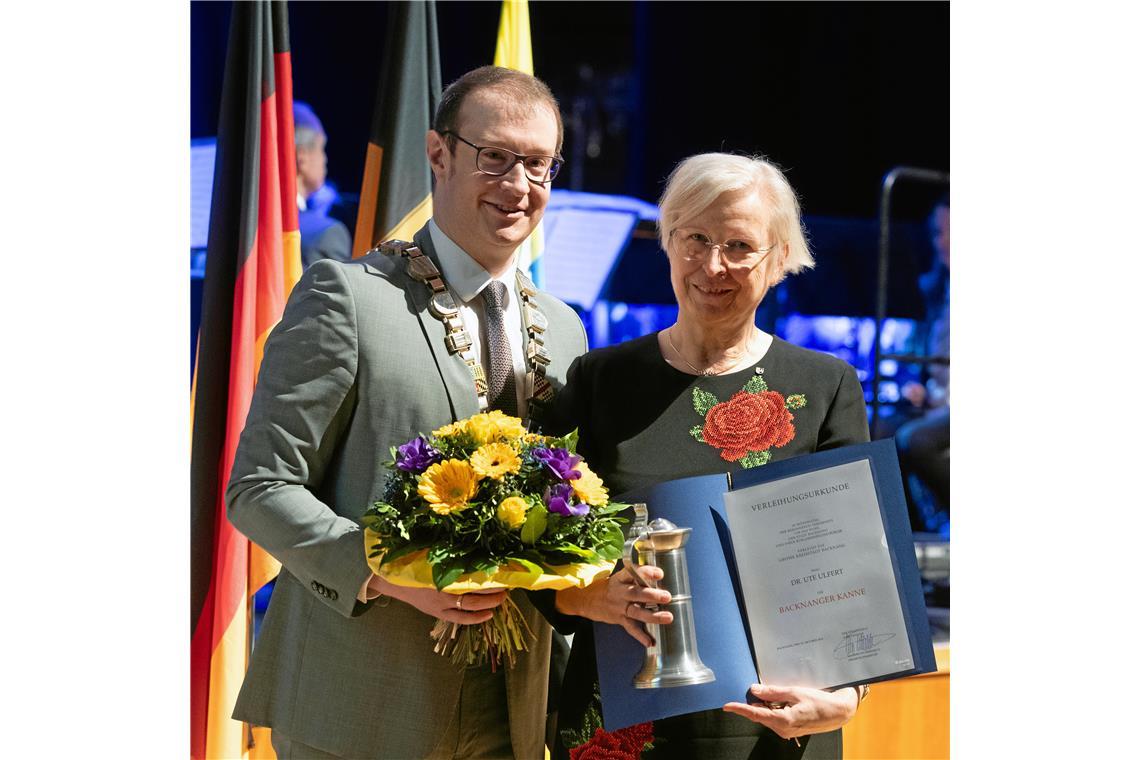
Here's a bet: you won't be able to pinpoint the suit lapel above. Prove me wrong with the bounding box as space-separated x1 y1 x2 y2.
408 226 482 421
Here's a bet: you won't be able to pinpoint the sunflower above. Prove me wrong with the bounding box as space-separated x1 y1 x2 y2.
571 462 609 506
470 443 522 480
418 459 480 514
496 495 529 529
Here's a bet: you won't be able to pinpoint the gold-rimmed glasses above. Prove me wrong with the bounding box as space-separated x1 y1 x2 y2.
669 228 777 267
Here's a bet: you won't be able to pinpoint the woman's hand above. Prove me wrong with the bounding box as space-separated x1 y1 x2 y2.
722 684 860 739
554 565 674 647
370 575 506 625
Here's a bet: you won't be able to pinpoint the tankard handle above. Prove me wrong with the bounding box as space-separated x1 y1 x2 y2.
622 503 653 590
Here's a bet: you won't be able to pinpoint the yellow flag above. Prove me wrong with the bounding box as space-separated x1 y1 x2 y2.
493 0 545 286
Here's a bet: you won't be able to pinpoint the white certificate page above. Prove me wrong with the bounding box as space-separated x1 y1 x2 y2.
723 459 914 688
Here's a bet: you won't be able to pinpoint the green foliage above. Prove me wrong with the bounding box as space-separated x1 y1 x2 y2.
785 393 806 410
505 556 543 584
549 428 580 454
520 504 547 545
432 560 466 590
594 524 626 560
690 425 705 443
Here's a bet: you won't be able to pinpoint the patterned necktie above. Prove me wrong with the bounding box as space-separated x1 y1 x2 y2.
481 281 519 417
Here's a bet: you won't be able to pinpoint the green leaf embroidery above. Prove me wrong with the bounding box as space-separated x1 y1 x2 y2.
692 387 719 416
786 393 807 410
740 450 771 468
744 374 768 394
690 425 705 443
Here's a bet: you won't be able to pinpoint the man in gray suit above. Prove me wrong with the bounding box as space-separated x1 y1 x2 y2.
227 66 586 759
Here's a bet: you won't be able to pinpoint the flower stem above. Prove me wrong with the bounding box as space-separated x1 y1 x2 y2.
428 594 536 669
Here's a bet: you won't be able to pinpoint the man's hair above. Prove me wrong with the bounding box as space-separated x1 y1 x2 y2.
293 101 325 150
433 66 563 155
657 152 814 280
295 126 323 151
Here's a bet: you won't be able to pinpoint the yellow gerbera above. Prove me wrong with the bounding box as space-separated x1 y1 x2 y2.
418 459 480 514
466 410 527 445
571 462 609 506
486 410 527 440
431 420 467 439
470 443 522 480
496 495 529 529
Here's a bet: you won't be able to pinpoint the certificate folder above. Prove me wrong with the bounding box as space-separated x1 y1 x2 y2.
594 440 936 731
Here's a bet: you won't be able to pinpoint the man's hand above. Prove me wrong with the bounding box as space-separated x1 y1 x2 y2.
554 565 673 647
369 574 506 625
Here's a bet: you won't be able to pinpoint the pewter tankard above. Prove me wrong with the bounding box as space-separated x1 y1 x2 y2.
624 511 716 689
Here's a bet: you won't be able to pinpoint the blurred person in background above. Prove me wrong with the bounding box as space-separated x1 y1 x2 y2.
294 100 353 268
898 195 950 533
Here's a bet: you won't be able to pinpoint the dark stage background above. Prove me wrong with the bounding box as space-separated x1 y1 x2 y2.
191 1 949 444
191 1 948 222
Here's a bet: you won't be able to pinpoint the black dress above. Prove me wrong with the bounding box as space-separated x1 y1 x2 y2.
537 333 870 760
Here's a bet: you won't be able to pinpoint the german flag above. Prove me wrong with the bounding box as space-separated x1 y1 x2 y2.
493 0 545 286
190 2 300 758
352 0 441 256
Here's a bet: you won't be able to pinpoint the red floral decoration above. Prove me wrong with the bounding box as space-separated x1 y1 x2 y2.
702 390 795 461
570 722 655 760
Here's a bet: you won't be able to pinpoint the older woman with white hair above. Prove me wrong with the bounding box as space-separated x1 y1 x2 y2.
541 153 871 759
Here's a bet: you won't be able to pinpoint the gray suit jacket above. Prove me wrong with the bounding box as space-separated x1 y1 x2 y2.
227 224 588 758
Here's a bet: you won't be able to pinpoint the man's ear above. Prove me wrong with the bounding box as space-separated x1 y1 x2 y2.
426 130 448 179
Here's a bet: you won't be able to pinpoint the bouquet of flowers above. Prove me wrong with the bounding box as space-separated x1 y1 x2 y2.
362 410 627 669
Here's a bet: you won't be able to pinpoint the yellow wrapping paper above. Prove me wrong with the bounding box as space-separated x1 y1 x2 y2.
364 527 614 593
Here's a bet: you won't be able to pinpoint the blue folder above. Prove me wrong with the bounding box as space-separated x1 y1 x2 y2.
594 439 937 731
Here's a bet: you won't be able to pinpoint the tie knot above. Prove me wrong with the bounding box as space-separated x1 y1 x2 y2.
482 281 509 311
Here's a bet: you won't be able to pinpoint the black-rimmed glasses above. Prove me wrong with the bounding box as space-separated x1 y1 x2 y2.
442 131 563 184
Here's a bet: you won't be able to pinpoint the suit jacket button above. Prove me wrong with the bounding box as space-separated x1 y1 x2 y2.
328 589 339 601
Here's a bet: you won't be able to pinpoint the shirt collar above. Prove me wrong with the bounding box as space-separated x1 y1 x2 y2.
428 219 517 304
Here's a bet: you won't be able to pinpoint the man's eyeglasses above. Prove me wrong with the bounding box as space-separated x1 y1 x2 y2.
670 229 777 267
442 131 563 184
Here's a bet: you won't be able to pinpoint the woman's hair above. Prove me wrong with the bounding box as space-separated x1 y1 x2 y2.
657 152 813 278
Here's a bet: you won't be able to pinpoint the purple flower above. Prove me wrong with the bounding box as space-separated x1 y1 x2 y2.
396 436 441 473
545 482 587 517
532 447 583 481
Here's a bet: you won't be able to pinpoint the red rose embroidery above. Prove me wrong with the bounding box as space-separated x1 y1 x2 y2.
570 723 654 760
702 390 795 461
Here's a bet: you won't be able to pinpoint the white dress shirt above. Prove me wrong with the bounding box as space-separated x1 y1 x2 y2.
428 219 528 418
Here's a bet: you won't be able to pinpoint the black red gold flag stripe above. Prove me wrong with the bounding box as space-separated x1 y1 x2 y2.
190 2 300 758
352 0 441 255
